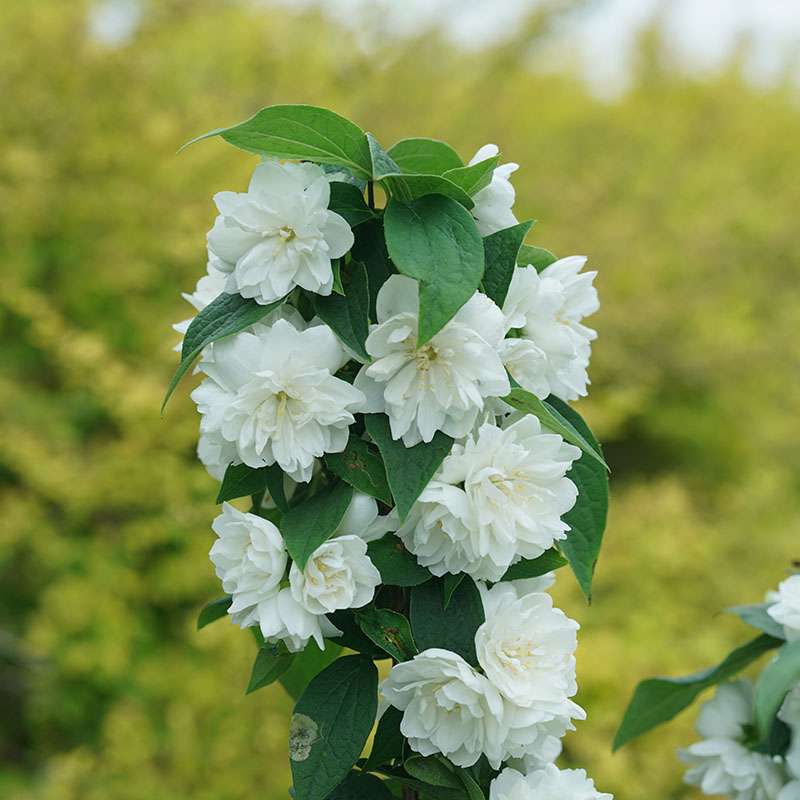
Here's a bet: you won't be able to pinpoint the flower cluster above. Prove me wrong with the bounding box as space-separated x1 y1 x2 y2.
171 107 608 800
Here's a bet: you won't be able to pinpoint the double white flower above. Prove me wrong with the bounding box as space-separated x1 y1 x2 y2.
397 416 580 581
381 579 584 769
207 160 354 304
192 310 364 483
209 495 383 652
469 144 519 237
490 764 612 800
355 275 510 446
768 575 800 641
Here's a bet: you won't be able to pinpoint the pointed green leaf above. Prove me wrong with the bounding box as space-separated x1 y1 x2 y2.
356 607 417 662
246 642 295 694
481 220 535 306
410 577 484 668
324 436 392 506
197 596 231 630
364 414 453 520
327 772 393 800
367 133 402 179
501 548 568 581
380 174 473 208
327 609 388 658
517 244 557 271
367 536 432 587
364 707 405 771
216 463 267 504
386 138 463 175
457 770 486 800
163 292 286 411
383 196 484 345
329 182 375 227
442 574 464 609
442 155 498 195
314 261 371 361
614 634 781 750
755 640 800 743
403 756 463 790
181 104 372 180
352 219 392 320
279 641 342 701
282 482 354 569
290 655 378 800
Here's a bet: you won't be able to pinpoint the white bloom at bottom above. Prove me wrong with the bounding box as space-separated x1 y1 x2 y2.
680 681 786 800
768 575 800 641
289 534 380 615
381 648 505 768
490 765 612 800
491 765 611 800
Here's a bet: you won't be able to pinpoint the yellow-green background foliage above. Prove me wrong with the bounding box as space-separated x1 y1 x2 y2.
1 1 798 798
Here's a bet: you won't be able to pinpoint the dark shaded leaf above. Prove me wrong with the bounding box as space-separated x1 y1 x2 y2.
367 536 432 587
481 220 534 306
246 642 294 694
364 707 405 771
197 596 231 630
325 436 392 505
329 182 375 227
356 607 417 662
314 261 371 361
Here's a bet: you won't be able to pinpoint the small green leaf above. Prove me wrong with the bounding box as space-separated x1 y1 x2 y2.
384 196 484 345
327 609 388 658
332 260 345 295
410 577 484 668
517 244 557 271
282 482 354 569
216 463 267 504
481 221 534 306
352 219 393 320
755 640 800 743
728 604 786 640
442 156 498 195
181 104 372 180
246 642 294 694
502 389 607 469
367 536 432 587
442 574 464 609
279 641 341 701
614 634 781 750
404 756 463 790
364 707 405 771
197 596 231 630
290 655 378 800
501 548 568 581
365 414 453 520
547 396 609 602
329 182 375 227
163 292 286 411
356 607 417 662
457 770 486 800
386 138 463 175
327 772 393 800
264 464 289 512
324 436 392 506
367 133 402 179
380 174 473 208
314 261 371 361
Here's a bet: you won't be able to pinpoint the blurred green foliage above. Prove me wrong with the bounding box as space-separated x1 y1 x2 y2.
1 1 798 798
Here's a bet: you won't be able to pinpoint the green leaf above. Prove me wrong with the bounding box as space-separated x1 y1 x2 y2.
216 463 266 504
324 436 392 506
442 156 498 195
326 772 393 800
380 174 474 209
728 604 786 640
502 389 607 469
264 464 289 513
365 414 453 520
351 219 392 320
410 577 484 668
501 548 568 581
457 770 486 800
314 261 371 361
327 609 388 659
356 607 417 662
614 634 781 750
290 655 378 800
386 138 463 175
329 182 375 228
332 260 345 295
280 641 342 701
755 639 800 743
182 104 372 180
404 756 463 791
442 574 464 609
282 482 354 569
383 195 484 345
517 244 557 271
196 596 231 630
163 292 285 411
547 396 609 601
367 536 432 587
364 707 405 771
367 133 402 179
246 642 295 694
481 221 534 307
379 771 464 800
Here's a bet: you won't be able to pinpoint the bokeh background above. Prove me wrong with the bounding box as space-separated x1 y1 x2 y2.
1 1 798 797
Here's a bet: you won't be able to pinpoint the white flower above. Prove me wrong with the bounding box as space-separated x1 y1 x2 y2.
680 681 786 800
257 587 342 653
476 581 580 708
197 429 240 481
778 782 800 800
191 314 364 482
502 258 599 402
381 648 506 768
396 416 580 581
355 275 509 446
335 490 398 543
469 144 519 237
172 256 228 350
289 534 380 615
490 765 612 800
768 575 800 641
779 687 800 781
209 503 287 627
207 160 354 304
